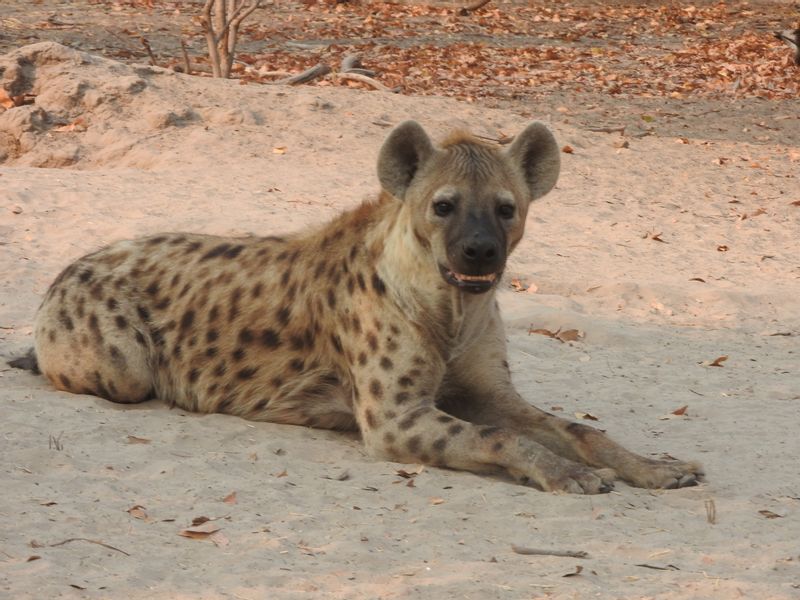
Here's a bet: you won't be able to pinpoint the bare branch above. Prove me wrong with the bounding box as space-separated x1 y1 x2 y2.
335 72 393 92
276 63 331 85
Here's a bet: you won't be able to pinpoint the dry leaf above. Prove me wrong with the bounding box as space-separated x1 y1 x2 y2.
127 505 148 520
179 521 221 539
53 117 87 133
717 245 729 252
709 355 728 367
671 405 688 416
562 565 583 577
26 555 41 562
126 435 151 444
758 509 783 519
556 329 583 343
191 516 210 526
0 88 14 109
510 277 528 292
561 145 574 154
689 277 706 283
209 531 230 547
790 200 800 207
429 497 445 505
222 491 237 505
275 469 288 478
574 412 599 421
272 146 287 154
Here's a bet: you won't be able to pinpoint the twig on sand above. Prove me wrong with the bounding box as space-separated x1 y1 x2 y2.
180 38 192 74
50 538 130 556
276 63 331 85
140 37 158 67
511 544 589 558
335 72 393 92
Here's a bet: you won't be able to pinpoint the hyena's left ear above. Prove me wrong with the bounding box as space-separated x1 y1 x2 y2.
505 122 561 201
377 120 435 201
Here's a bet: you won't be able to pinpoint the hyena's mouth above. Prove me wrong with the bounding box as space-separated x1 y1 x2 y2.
439 264 499 294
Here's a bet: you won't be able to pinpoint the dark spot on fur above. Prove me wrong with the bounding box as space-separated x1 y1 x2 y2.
106 297 119 311
369 379 383 399
366 332 378 351
436 414 454 423
379 356 393 370
479 426 502 438
357 352 367 366
188 368 200 383
217 395 234 413
136 305 150 321
59 373 71 387
261 329 281 348
239 328 254 344
566 422 595 441
114 315 127 329
399 407 428 430
185 241 203 253
331 334 343 354
271 376 284 388
213 362 227 377
205 346 218 358
201 243 232 260
237 366 258 380
144 281 159 296
492 441 504 452
352 315 362 334
406 435 422 453
326 288 336 309
252 282 263 298
365 409 378 429
232 348 245 362
48 330 56 342
180 309 195 331
448 424 464 436
276 306 291 326
289 333 305 351
394 391 410 405
253 398 269 412
356 273 366 292
206 329 219 343
502 360 510 370
432 437 448 452
398 376 413 388
289 358 304 372
371 273 386 296
412 356 425 366
79 269 93 283
58 309 74 331
384 431 396 444
147 236 167 245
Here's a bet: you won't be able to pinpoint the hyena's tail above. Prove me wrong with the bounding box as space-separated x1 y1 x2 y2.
7 348 40 374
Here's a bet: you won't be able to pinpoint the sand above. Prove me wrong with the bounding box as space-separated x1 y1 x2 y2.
1 42 799 599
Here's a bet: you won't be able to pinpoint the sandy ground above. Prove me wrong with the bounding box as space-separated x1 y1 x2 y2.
1 42 799 599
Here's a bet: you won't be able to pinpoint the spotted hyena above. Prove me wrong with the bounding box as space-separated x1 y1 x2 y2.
18 121 702 493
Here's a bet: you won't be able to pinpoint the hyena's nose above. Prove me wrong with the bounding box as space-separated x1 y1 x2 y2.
462 236 499 266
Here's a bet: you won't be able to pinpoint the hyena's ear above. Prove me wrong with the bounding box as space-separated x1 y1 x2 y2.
377 120 435 200
505 122 561 201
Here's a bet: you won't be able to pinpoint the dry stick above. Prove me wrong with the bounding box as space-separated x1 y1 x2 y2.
458 0 493 15
50 538 130 556
276 63 331 85
336 72 392 92
511 544 589 558
140 37 157 67
180 38 192 75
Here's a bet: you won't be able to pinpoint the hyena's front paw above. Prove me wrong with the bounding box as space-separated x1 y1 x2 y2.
511 464 617 495
626 458 704 489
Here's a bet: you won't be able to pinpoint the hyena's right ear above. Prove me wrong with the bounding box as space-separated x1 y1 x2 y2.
377 121 435 200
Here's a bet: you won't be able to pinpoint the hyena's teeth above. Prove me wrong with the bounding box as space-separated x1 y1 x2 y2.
452 272 497 283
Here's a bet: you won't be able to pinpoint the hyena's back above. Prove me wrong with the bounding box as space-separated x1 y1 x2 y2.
34 229 361 430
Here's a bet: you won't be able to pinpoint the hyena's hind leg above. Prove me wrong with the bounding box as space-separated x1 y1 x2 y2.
33 264 154 404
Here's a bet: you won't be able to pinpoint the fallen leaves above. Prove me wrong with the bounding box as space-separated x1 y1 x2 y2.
222 491 237 505
659 405 689 420
574 411 599 421
126 435 151 444
179 516 229 547
709 355 728 367
758 509 784 519
528 326 584 343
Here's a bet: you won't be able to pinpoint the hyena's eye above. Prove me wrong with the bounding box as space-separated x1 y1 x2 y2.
433 200 455 217
496 204 515 219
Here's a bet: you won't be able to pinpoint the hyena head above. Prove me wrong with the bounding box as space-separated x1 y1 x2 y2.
377 121 560 294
